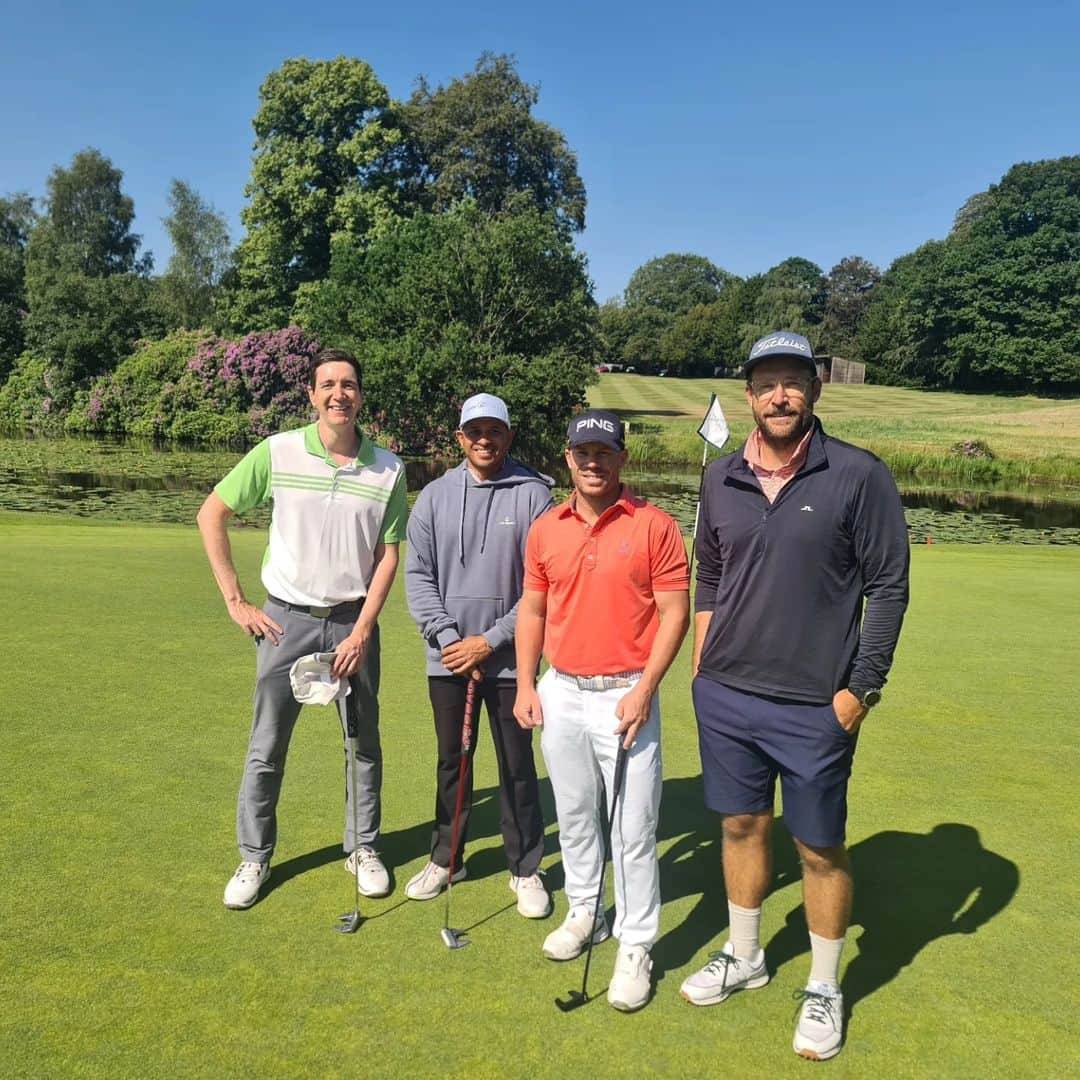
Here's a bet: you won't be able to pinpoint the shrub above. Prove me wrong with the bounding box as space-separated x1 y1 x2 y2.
67 330 210 436
0 353 64 429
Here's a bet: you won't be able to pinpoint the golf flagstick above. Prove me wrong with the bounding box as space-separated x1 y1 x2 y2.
555 741 630 1012
441 670 481 949
689 393 730 584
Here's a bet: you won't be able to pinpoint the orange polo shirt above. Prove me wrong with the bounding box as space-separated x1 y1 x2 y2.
524 487 689 676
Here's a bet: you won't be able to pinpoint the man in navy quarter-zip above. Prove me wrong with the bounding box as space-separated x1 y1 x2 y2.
679 332 909 1062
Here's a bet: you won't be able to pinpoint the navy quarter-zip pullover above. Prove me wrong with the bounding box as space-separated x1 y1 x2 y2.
694 419 909 704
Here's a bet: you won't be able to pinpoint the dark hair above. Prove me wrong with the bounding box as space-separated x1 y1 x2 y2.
308 347 362 389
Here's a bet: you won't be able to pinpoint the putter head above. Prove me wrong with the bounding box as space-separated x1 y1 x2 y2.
335 910 362 934
555 990 589 1012
440 927 469 949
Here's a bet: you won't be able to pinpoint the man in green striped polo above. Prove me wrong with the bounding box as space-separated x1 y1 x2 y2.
197 347 408 910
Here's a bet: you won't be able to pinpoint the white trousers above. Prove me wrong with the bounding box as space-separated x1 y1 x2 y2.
538 668 662 948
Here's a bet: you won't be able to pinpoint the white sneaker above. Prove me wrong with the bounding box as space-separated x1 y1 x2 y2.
679 941 770 1005
542 904 610 961
793 981 844 1061
404 860 466 901
344 846 390 897
510 873 552 918
223 861 270 909
608 945 653 1012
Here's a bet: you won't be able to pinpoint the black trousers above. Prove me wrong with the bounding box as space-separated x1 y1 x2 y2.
427 676 544 877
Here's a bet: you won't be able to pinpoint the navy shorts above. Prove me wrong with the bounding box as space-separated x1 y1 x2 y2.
691 676 857 848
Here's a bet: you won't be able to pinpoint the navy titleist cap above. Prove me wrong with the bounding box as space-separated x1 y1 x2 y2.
745 331 817 377
567 409 625 451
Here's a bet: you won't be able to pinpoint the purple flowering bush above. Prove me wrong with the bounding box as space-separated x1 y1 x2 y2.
176 327 320 440
68 327 322 443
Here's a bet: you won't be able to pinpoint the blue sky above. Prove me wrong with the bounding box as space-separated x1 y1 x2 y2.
3 1 1077 301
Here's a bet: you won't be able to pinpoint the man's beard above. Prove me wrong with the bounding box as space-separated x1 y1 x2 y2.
754 408 814 452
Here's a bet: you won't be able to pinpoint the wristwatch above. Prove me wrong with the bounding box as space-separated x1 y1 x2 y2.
849 687 882 708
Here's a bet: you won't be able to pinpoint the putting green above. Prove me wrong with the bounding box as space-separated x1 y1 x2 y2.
1 514 1075 1076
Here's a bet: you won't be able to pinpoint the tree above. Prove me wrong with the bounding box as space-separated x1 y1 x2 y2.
659 284 751 376
30 148 149 277
855 241 951 386
859 157 1080 392
225 56 402 331
397 53 586 232
743 257 826 350
159 180 232 330
0 193 35 378
820 256 881 358
23 149 157 394
299 201 598 459
624 253 734 316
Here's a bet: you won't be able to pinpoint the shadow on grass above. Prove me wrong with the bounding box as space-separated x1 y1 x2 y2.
261 844 343 899
650 799 1018 1014
652 780 800 982
767 822 1019 1017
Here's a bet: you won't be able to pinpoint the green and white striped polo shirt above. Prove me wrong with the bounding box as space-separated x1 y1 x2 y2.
215 423 408 607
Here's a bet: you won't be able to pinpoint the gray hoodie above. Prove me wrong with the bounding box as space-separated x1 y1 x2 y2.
405 458 555 678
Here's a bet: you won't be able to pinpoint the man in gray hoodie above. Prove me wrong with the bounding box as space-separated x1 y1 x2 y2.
405 393 555 918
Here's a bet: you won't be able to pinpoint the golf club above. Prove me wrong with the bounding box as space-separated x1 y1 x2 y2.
555 741 630 1012
440 670 481 949
336 690 364 934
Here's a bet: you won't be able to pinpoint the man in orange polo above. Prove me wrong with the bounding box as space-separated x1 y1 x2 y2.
514 409 689 1012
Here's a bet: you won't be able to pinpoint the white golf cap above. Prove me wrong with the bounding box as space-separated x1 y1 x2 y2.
289 652 350 706
459 393 510 429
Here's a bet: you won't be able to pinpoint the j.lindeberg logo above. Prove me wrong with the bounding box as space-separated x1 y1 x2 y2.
800 505 814 512
497 515 516 526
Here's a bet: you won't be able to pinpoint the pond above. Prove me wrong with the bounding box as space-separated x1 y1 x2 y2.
1 433 1079 545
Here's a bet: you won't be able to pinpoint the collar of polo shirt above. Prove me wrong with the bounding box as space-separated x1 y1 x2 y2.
558 484 641 521
303 423 376 468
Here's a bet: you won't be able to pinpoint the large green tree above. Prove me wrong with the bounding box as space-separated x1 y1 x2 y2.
624 253 734 315
859 157 1080 391
820 255 881 358
159 180 232 330
299 201 597 459
0 193 36 378
225 56 402 331
397 53 586 232
743 257 826 350
23 149 158 393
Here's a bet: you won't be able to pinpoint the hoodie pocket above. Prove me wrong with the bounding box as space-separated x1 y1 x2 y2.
445 595 506 638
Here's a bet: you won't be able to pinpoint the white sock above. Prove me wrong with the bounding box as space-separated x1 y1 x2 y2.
808 931 845 989
728 901 762 960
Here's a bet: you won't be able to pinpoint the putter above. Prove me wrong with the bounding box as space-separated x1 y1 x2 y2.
556 741 630 1012
441 671 481 949
336 691 364 934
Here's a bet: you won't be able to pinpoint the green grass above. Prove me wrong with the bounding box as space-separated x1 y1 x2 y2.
589 375 1080 485
1 514 1077 1076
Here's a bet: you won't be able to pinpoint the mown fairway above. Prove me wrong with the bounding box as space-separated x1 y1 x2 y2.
2 514 1077 1077
590 374 1080 481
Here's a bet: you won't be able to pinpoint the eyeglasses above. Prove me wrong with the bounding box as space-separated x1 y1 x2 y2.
749 377 812 398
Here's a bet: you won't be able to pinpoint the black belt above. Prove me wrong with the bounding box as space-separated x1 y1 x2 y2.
267 594 363 618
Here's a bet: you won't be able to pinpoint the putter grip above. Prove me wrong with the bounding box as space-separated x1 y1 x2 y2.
462 674 479 753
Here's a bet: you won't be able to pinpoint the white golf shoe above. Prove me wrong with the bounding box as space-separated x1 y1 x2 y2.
344 846 391 897
679 941 770 1005
607 945 653 1012
542 904 610 961
223 861 270 909
405 860 466 900
510 873 552 918
793 981 844 1061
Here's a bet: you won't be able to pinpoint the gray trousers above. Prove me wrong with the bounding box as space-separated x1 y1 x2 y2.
237 597 382 864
